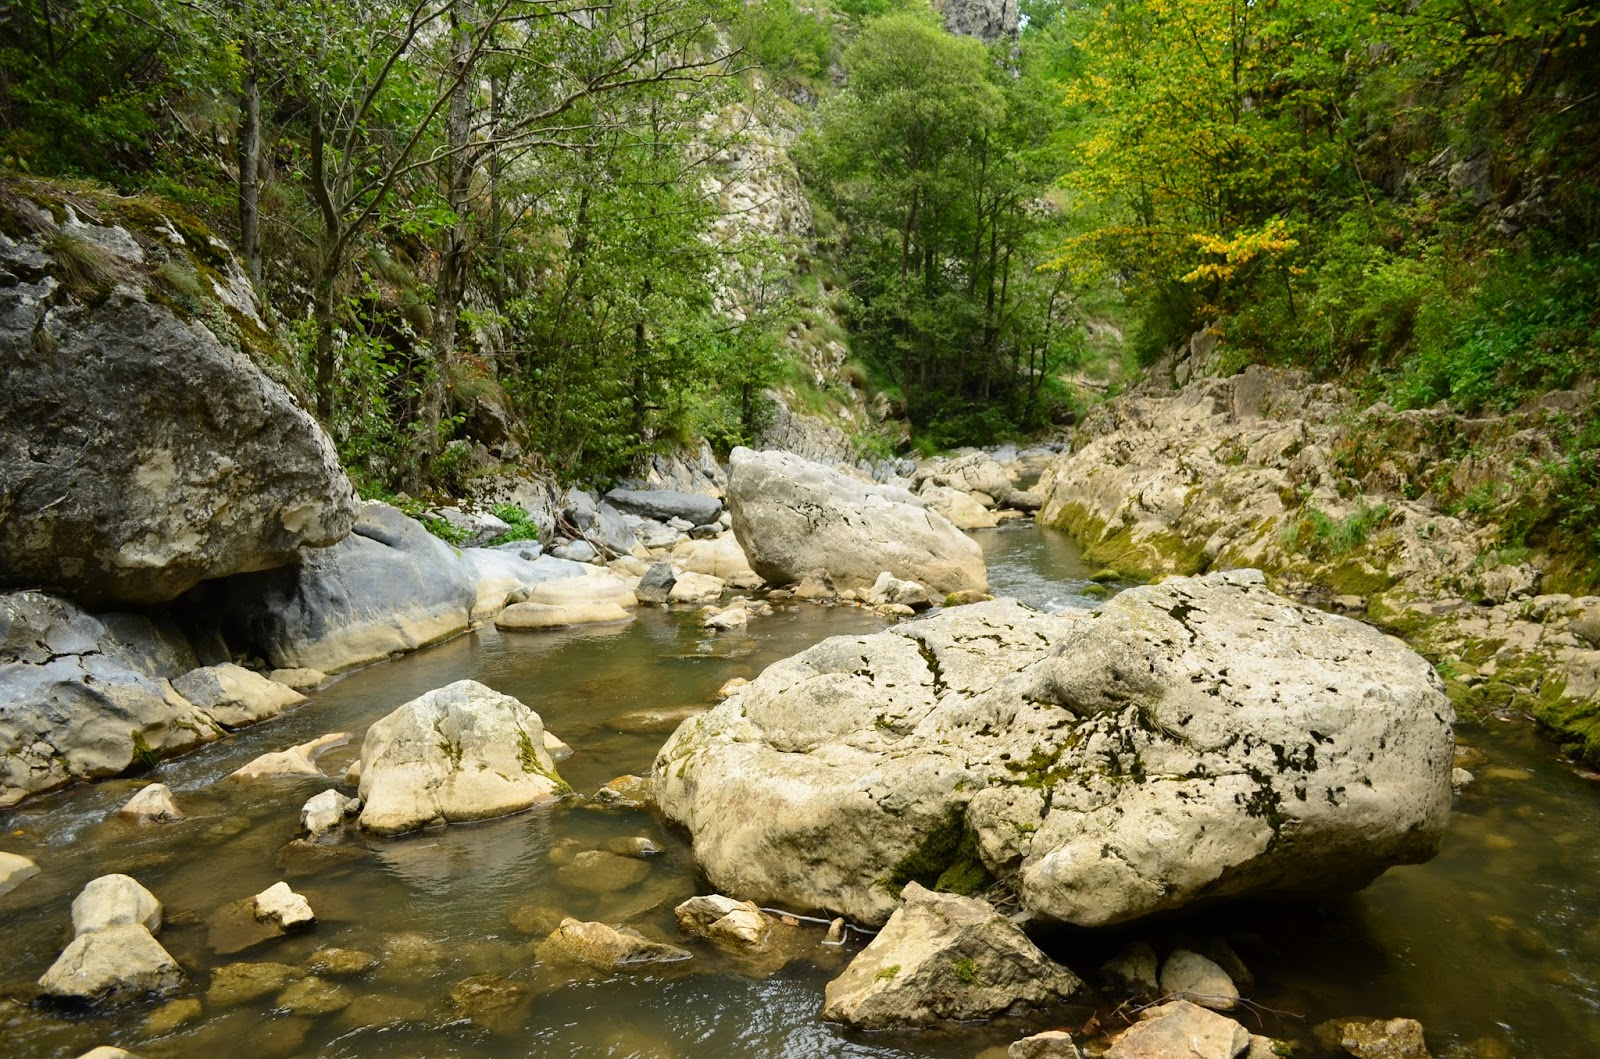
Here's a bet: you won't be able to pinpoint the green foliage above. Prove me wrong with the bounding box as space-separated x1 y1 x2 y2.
1281 501 1391 560
488 504 543 545
950 958 980 985
736 0 833 84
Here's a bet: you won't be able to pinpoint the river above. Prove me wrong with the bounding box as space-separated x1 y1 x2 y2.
2 523 1597 1057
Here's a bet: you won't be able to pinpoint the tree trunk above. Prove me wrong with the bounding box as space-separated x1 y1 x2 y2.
425 0 478 460
313 269 337 423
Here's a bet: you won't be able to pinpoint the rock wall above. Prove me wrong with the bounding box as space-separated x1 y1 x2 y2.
1037 357 1600 764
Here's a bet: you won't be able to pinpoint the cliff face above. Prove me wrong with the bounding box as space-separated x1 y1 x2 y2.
933 0 1019 44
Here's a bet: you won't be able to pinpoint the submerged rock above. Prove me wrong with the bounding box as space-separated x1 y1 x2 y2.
727 448 986 595
304 947 378 977
540 918 692 971
357 679 567 835
276 975 352 1016
207 961 302 1006
0 213 356 607
206 882 315 955
0 850 40 896
448 973 532 1034
230 731 349 779
142 996 203 1035
655 573 1454 927
1314 1016 1433 1059
820 883 1080 1029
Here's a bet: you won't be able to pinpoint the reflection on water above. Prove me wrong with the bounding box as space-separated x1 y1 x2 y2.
2 526 1599 1058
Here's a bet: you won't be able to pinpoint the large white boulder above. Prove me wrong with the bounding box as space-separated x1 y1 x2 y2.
71 874 163 936
38 923 183 1003
821 882 1080 1029
357 680 568 835
726 448 986 595
654 572 1454 927
671 536 763 588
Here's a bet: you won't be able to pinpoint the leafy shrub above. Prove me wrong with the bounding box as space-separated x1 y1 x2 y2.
735 0 833 84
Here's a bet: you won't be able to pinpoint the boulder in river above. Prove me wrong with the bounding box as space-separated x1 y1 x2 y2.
1008 1032 1083 1059
670 536 764 588
300 789 359 837
357 680 568 835
675 894 771 947
38 923 184 1004
0 210 357 606
72 874 163 936
495 601 633 630
1159 949 1239 1011
726 448 986 595
206 881 316 955
635 562 678 604
1105 1001 1251 1059
118 783 183 823
820 882 1081 1029
654 572 1454 927
1 590 222 806
0 851 41 896
540 918 693 972
1314 1016 1433 1059
230 731 349 780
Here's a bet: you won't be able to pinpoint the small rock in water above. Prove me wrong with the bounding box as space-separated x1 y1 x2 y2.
118 783 183 823
675 894 771 947
1099 940 1159 994
540 918 692 972
230 732 350 779
207 962 304 1006
820 882 1081 1030
142 996 203 1035
1452 767 1475 792
1159 949 1239 1011
300 789 359 837
268 668 327 691
448 973 532 1035
75 1049 142 1059
587 773 655 809
703 607 748 631
823 918 847 945
715 677 750 700
1008 1030 1082 1059
256 881 316 930
276 975 353 1016
606 707 705 736
556 850 650 893
207 881 316 955
305 947 378 977
1106 1001 1250 1059
544 730 574 761
508 902 567 937
635 563 678 605
0 851 40 896
793 569 836 600
72 873 163 936
1314 1016 1432 1059
496 600 632 629
605 835 664 858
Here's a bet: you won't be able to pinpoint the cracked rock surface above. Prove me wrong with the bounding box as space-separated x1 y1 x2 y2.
653 572 1454 927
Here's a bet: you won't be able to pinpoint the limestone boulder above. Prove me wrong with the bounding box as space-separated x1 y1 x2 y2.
72 874 162 936
0 851 40 896
1009 1032 1082 1059
655 573 1454 927
919 483 1000 529
0 591 221 806
211 503 477 674
675 894 771 947
1106 1001 1251 1059
671 536 763 588
118 783 183 823
301 789 360 837
1159 949 1239 1011
495 602 633 630
0 213 356 606
820 883 1080 1029
727 448 986 595
172 663 306 729
38 924 183 1003
460 548 592 619
230 731 349 780
357 680 568 835
525 572 638 610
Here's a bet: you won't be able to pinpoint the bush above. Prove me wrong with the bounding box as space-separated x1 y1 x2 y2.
735 0 833 84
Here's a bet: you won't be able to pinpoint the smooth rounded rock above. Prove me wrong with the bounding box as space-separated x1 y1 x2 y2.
71 874 162 937
117 783 183 823
39 924 183 1003
1160 949 1239 1011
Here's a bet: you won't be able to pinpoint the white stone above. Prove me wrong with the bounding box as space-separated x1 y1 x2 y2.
229 732 350 779
357 680 566 835
1106 1001 1251 1059
675 894 770 946
0 851 40 896
300 789 359 837
72 874 162 936
669 571 726 604
495 601 633 629
39 924 183 1003
254 881 316 930
118 783 183 823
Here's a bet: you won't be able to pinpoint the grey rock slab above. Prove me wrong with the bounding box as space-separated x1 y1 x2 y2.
727 448 986 595
821 883 1080 1029
636 562 678 605
357 680 566 835
606 489 723 526
210 503 477 674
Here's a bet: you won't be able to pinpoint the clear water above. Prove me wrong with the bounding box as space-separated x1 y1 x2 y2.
2 525 1598 1059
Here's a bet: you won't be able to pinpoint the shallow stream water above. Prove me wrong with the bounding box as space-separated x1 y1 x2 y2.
2 524 1598 1058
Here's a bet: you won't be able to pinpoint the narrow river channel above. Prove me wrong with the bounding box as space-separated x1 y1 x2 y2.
3 524 1597 1058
